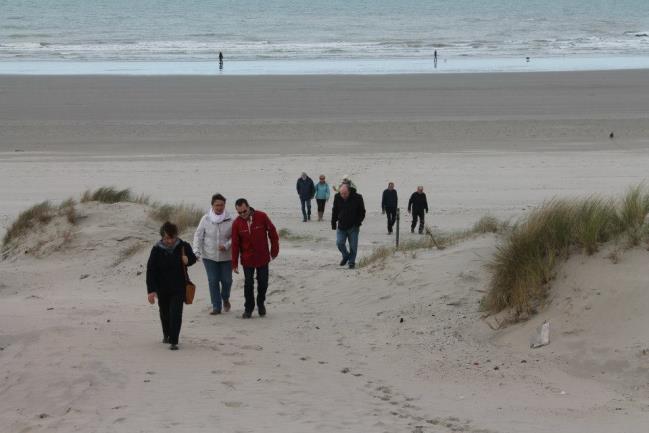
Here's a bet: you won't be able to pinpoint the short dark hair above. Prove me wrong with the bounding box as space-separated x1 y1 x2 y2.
211 193 226 205
235 198 249 207
160 221 178 237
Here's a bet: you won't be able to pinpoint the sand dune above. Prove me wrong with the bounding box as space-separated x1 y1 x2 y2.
2 198 649 432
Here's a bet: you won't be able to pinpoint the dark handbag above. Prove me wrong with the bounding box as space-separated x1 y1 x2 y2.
181 246 196 304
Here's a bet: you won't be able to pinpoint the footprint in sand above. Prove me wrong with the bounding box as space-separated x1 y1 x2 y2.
223 401 244 408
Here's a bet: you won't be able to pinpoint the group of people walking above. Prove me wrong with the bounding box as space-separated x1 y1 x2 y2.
146 194 279 350
145 175 429 350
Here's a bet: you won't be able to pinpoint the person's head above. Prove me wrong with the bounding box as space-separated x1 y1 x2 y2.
160 221 179 246
301 172 307 179
388 182 394 190
319 174 326 183
339 184 350 199
235 198 251 219
417 185 424 193
211 193 226 215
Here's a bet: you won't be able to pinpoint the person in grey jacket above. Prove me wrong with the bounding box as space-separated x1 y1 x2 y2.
193 193 233 315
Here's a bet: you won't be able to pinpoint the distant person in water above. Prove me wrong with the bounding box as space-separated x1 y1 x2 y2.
146 221 197 351
296 172 316 222
434 50 438 67
408 186 429 234
331 184 366 269
314 174 331 221
231 198 280 318
381 182 398 234
219 52 224 63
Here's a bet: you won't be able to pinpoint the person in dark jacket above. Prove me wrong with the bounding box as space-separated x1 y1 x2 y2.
381 182 398 234
331 184 366 269
408 186 429 234
231 198 280 318
296 172 316 222
146 221 197 350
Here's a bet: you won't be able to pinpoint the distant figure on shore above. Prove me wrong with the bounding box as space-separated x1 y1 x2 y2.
332 184 366 269
231 198 279 318
434 50 438 68
296 172 316 222
408 186 429 234
332 174 357 193
146 221 197 350
193 193 233 315
381 182 398 234
314 174 331 221
219 51 224 69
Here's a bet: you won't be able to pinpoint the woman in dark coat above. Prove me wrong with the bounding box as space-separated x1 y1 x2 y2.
146 221 197 350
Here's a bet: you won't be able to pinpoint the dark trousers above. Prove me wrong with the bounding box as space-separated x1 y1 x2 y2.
385 206 397 233
300 198 312 220
316 199 326 213
243 265 269 313
158 291 184 345
411 209 425 233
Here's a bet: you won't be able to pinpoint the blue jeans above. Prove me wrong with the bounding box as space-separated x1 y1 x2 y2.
336 227 359 266
300 198 312 220
203 259 232 311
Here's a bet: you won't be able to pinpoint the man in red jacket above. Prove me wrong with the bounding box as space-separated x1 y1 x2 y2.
231 198 280 318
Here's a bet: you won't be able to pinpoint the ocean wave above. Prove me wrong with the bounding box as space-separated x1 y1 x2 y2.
1 35 649 62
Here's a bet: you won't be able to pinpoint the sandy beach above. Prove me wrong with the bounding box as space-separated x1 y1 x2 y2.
2 71 649 432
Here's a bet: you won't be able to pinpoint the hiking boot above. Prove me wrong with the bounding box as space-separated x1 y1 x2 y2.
258 304 266 317
169 344 179 351
242 311 252 319
223 300 231 312
339 257 349 266
348 263 356 269
210 309 221 315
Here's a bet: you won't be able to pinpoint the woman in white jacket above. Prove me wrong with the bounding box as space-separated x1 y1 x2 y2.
193 193 234 315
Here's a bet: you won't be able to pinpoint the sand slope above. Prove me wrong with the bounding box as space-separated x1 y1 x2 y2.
2 201 649 432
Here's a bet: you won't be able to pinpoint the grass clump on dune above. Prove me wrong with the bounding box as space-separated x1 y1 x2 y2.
359 215 508 268
149 203 203 234
80 187 150 205
2 199 80 249
485 185 649 317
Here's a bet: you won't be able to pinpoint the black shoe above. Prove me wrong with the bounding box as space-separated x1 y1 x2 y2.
169 344 179 350
303 218 307 222
258 305 266 317
162 336 169 344
339 257 349 266
210 309 222 315
242 311 252 319
348 263 355 269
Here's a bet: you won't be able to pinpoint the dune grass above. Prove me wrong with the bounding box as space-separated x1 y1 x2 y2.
484 185 649 317
149 203 203 234
81 186 201 233
358 215 508 268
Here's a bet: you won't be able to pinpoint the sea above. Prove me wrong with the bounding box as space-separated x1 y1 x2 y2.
1 0 649 74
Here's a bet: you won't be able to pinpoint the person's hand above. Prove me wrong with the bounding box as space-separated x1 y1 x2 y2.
218 244 227 251
331 223 337 230
148 292 156 304
233 267 239 274
181 255 189 265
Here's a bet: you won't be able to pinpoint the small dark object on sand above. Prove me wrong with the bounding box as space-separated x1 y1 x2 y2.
609 132 614 139
400 317 404 323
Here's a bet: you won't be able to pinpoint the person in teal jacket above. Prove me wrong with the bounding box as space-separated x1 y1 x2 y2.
314 174 331 221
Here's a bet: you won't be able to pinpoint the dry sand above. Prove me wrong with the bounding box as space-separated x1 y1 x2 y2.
2 71 649 432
